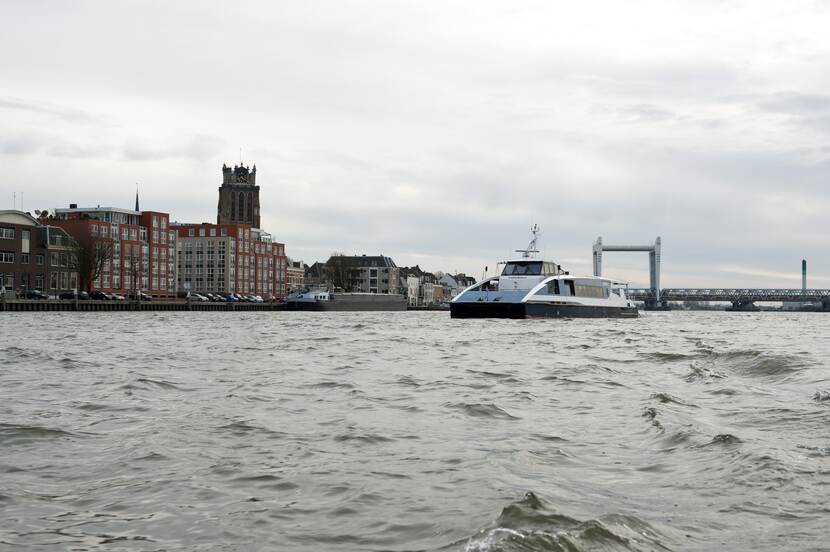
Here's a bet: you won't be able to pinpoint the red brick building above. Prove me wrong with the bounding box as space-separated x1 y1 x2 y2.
0 210 82 297
51 205 177 298
173 222 287 299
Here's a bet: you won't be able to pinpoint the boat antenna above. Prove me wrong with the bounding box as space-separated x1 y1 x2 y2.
516 224 540 259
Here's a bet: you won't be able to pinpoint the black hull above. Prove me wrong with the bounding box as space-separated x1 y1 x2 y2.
286 295 407 312
450 302 639 319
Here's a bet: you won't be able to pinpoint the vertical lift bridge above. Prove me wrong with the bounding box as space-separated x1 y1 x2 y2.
593 237 662 307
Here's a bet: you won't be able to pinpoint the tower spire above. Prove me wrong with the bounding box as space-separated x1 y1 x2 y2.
135 183 140 212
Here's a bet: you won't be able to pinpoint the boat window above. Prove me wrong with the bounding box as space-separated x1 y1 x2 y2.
562 280 574 296
538 279 560 295
574 283 607 298
502 261 543 276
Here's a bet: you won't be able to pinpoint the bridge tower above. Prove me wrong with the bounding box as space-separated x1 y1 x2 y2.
593 236 663 308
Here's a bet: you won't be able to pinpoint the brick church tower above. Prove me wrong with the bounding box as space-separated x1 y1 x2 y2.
217 163 260 228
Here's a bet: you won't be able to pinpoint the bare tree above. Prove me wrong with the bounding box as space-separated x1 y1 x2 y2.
325 252 358 291
126 247 145 300
71 231 114 293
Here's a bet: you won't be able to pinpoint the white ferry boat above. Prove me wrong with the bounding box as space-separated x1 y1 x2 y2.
450 226 638 319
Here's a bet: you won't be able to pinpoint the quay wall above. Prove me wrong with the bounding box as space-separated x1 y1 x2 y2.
0 299 287 312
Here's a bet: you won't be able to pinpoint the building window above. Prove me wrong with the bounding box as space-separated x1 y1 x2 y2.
35 274 44 289
50 272 58 290
20 253 29 264
61 272 69 290
35 254 44 266
21 230 30 241
0 228 14 239
188 229 195 237
0 252 14 263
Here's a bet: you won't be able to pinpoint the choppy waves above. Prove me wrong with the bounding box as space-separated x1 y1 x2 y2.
1 311 829 551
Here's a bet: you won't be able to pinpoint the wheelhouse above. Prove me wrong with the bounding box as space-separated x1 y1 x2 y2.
500 261 561 276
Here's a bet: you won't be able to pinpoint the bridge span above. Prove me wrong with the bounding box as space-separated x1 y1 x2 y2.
627 288 830 310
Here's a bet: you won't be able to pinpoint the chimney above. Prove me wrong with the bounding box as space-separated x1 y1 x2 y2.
802 259 807 291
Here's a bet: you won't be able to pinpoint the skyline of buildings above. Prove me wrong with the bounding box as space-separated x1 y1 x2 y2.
1 162 471 303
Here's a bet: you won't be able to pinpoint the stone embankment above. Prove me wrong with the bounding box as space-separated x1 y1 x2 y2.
0 299 286 312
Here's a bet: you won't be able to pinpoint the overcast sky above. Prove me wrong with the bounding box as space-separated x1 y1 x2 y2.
2 0 829 287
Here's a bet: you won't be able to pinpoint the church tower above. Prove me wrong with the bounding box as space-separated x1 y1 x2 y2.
217 163 260 228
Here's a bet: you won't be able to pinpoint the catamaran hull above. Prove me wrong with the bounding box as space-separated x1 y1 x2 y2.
450 302 639 319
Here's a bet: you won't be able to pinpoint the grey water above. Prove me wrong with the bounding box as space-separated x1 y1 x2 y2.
1 312 829 551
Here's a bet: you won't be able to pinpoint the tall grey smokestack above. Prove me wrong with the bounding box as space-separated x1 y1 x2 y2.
802 259 807 291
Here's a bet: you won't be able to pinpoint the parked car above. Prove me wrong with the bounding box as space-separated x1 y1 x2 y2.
126 292 153 301
220 293 238 302
58 290 89 300
190 293 209 302
90 291 112 300
23 289 49 300
111 294 126 301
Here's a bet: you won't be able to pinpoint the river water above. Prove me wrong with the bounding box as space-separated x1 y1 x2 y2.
1 311 828 551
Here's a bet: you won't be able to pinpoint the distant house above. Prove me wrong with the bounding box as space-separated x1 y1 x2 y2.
0 210 81 297
325 255 400 294
286 259 305 291
304 261 327 288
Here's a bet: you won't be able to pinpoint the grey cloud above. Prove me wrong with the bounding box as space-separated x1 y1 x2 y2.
0 130 106 159
3 1 830 286
121 135 226 162
757 93 830 115
0 97 102 124
0 134 41 155
615 104 677 123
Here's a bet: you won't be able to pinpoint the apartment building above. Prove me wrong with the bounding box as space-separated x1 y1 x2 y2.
0 210 78 296
51 205 177 298
173 222 287 299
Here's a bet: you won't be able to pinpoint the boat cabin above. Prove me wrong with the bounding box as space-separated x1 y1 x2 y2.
500 260 561 276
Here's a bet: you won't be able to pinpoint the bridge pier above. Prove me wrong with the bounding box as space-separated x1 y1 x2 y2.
726 300 759 312
644 299 671 311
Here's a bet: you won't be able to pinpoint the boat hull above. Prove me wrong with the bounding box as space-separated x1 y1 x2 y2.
450 302 639 319
287 294 407 312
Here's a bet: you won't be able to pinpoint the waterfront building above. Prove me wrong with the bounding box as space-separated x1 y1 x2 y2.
432 283 446 304
173 222 287 299
217 164 260 228
43 225 79 295
0 210 80 297
51 205 177 298
406 276 420 306
304 261 326 288
286 260 305 291
324 255 400 293
0 210 45 294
